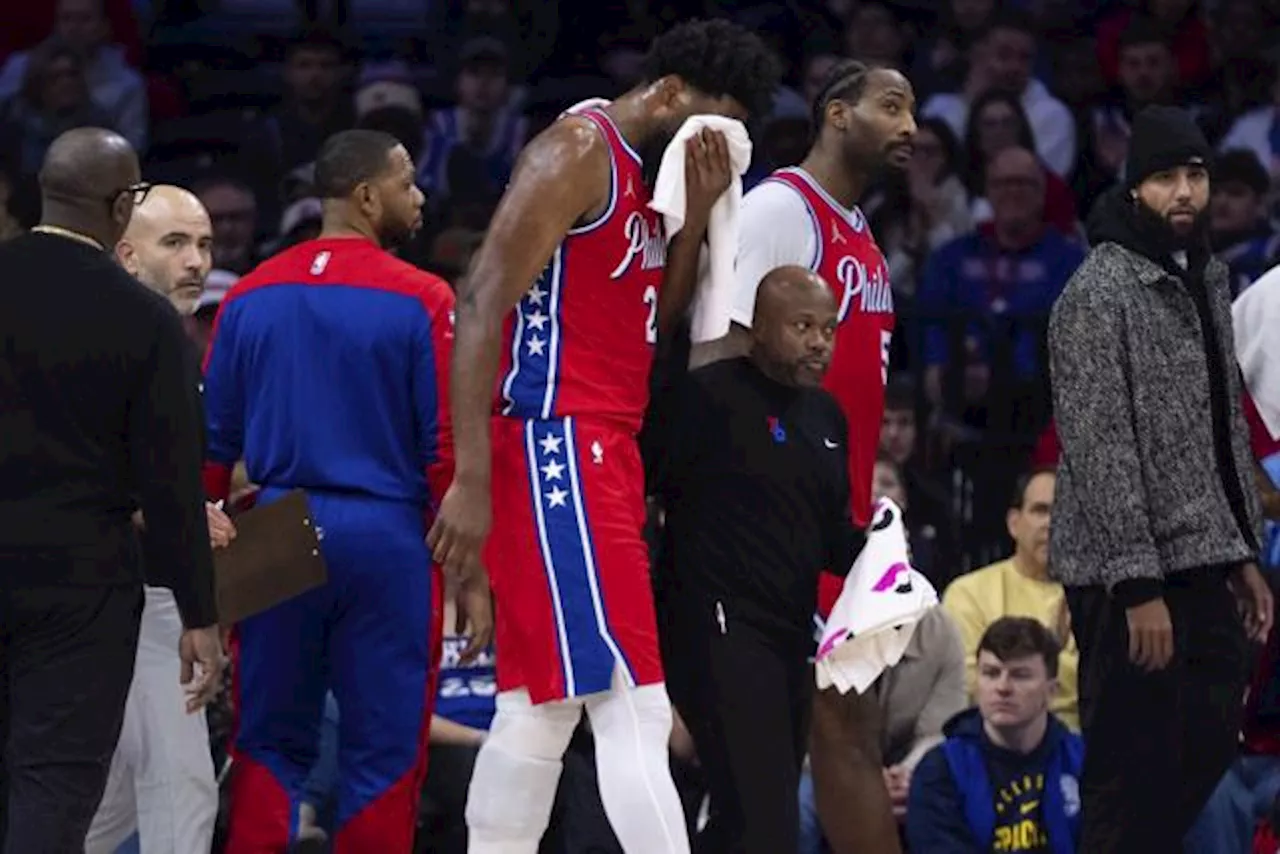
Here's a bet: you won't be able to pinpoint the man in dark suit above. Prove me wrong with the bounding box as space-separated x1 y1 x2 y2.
0 127 222 851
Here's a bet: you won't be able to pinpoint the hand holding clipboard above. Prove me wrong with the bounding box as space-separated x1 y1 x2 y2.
213 489 328 625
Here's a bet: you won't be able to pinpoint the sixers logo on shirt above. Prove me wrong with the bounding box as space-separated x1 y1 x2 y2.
835 254 893 322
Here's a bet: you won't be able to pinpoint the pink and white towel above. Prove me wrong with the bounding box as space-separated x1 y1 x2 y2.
815 498 939 694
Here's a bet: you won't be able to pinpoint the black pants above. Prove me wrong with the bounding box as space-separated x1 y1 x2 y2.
663 598 810 854
414 743 478 854
0 583 143 854
1067 570 1247 854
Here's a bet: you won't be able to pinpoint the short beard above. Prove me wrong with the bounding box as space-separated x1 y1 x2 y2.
841 140 891 186
376 220 413 251
1132 200 1209 254
639 127 677 193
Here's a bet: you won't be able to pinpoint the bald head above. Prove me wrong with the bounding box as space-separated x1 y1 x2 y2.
126 185 210 238
40 127 138 202
750 266 837 388
39 127 140 245
754 266 833 323
117 185 213 315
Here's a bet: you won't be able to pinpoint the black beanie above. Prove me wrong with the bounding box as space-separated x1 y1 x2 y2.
1124 105 1212 189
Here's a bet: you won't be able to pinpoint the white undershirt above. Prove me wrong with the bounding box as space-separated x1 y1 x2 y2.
730 180 820 328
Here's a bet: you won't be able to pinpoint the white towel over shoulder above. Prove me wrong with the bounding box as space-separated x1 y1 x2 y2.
648 116 753 343
815 498 939 695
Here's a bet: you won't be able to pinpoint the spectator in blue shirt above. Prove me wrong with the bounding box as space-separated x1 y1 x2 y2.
907 616 1083 854
919 147 1085 409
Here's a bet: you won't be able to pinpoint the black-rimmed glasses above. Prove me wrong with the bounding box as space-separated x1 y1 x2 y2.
108 182 153 208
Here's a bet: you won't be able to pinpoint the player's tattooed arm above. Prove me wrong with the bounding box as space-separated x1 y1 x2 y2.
449 118 610 485
431 118 612 580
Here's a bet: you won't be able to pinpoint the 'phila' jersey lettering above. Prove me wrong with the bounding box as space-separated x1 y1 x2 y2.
765 167 895 527
497 108 665 432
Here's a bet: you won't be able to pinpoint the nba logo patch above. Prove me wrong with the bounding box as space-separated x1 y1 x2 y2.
766 416 786 443
1060 774 1081 817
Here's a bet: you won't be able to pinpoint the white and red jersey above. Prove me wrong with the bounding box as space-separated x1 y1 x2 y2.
733 166 895 528
1235 267 1280 459
495 107 665 434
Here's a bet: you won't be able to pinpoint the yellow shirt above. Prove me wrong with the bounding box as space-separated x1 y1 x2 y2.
942 558 1079 731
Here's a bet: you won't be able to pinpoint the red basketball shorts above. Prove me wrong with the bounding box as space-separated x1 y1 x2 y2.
484 415 663 704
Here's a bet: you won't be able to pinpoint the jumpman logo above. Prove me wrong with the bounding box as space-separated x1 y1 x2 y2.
830 221 846 245
624 176 636 198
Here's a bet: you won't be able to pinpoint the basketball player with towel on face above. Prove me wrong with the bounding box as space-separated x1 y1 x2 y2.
696 59 918 854
427 18 780 854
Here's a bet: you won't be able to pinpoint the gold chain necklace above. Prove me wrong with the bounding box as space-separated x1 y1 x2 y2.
32 225 105 251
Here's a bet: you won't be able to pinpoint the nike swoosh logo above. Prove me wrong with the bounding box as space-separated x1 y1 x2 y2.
1020 800 1039 815
823 438 839 449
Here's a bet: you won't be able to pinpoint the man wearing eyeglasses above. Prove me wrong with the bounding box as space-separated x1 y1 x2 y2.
0 129 221 851
83 184 232 854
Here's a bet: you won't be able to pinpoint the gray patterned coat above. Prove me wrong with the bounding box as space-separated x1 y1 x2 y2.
1047 221 1262 589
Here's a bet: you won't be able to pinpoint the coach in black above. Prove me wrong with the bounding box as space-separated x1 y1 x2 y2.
0 128 220 850
654 265 864 854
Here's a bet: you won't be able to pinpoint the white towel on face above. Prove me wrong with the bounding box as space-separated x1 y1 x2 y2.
814 498 939 695
648 115 753 344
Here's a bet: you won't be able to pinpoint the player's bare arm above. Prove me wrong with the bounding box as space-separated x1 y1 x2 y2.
689 322 751 368
428 118 611 579
658 128 733 335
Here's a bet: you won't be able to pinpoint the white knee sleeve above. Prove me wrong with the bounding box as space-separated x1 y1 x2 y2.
588 681 691 854
465 690 582 854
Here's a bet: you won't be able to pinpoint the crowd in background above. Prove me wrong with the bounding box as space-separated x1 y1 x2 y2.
5 0 1280 851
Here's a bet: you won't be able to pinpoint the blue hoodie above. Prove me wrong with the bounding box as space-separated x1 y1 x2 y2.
906 708 1083 853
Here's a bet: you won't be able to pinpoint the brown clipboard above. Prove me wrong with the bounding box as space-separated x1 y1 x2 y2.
214 489 328 625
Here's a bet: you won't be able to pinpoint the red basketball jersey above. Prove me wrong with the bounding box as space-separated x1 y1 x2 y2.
765 167 895 527
495 108 665 434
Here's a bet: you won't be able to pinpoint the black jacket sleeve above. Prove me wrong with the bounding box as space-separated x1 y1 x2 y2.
640 317 691 497
653 369 709 508
129 306 218 628
825 405 865 575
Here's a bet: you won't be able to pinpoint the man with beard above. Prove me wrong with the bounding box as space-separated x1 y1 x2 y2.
116 185 214 316
1049 105 1273 853
688 59 916 854
201 129 470 853
85 185 235 854
658 266 867 854
426 18 779 853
